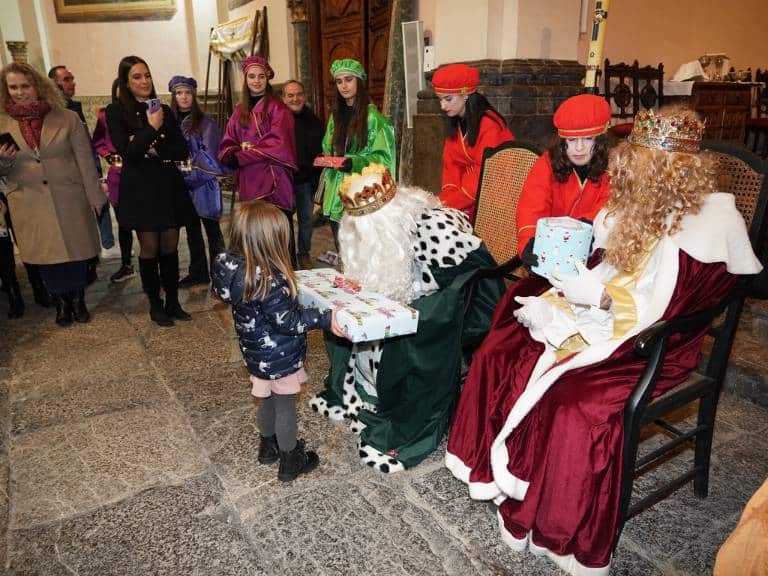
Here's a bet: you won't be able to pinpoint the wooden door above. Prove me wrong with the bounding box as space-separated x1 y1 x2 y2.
308 0 391 121
367 0 391 107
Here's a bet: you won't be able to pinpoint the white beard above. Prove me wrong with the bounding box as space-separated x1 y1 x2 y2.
338 186 442 304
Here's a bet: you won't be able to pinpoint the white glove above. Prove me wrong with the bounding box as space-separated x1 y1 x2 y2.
550 261 605 307
513 296 553 330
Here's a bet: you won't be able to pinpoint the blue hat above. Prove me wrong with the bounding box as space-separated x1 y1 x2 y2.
168 75 197 92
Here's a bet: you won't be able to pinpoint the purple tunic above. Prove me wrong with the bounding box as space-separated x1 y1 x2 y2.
219 98 297 210
92 107 121 207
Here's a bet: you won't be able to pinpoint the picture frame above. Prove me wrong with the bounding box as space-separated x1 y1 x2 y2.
53 0 177 23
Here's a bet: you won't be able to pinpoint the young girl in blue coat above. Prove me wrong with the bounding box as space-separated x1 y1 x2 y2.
213 200 342 481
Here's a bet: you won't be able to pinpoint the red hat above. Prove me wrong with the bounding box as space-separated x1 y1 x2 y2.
241 55 274 79
553 94 611 138
431 64 480 96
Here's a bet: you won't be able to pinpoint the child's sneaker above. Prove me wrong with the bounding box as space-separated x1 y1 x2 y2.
277 439 319 482
110 264 136 283
257 434 279 464
316 251 339 267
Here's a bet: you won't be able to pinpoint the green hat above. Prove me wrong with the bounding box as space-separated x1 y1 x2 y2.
330 58 367 80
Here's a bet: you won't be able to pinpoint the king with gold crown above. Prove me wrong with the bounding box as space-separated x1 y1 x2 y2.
444 106 762 575
309 164 505 472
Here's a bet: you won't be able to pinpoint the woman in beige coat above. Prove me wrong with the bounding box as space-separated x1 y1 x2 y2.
0 62 103 326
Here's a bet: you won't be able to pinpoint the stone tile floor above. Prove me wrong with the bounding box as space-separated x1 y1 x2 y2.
0 223 766 575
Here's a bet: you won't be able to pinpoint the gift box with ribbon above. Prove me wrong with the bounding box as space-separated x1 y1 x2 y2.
297 268 419 343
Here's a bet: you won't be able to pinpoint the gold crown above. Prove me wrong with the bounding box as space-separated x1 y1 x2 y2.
628 109 705 153
339 164 397 217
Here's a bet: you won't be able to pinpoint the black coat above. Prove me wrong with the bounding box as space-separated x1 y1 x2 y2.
212 251 331 380
106 101 196 230
292 106 324 186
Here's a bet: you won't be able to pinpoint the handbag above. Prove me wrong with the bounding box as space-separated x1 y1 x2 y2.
181 134 224 219
191 179 223 220
182 136 221 189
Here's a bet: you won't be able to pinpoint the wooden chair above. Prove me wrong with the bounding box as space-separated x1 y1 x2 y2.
460 141 541 356
745 69 768 158
603 59 664 138
472 140 541 270
614 140 768 549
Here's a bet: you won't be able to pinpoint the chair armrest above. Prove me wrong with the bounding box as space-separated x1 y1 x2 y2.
633 297 734 358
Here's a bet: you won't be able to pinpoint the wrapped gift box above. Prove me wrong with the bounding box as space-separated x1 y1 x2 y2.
297 268 419 343
531 217 593 280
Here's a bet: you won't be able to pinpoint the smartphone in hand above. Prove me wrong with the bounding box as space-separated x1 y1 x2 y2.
146 98 162 114
0 132 20 151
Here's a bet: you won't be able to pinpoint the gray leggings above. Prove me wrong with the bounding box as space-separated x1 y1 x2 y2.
257 393 297 452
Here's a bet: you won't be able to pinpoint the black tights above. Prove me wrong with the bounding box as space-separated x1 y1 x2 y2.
136 228 179 259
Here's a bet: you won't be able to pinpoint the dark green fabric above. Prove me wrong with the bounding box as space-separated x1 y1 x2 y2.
320 246 504 468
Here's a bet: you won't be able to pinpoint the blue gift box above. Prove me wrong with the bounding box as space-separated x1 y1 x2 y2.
531 217 593 280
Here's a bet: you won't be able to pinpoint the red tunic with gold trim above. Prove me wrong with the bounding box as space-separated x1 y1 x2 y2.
516 152 610 255
219 98 297 209
440 113 514 218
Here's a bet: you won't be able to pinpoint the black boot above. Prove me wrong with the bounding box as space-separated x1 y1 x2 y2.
277 440 319 482
258 434 279 465
139 257 173 327
24 263 52 308
54 295 73 326
6 280 24 319
159 252 191 321
72 289 90 323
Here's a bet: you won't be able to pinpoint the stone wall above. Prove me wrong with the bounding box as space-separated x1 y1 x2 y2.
411 59 584 193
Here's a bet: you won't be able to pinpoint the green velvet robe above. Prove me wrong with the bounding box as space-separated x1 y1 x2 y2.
319 245 505 469
321 104 397 222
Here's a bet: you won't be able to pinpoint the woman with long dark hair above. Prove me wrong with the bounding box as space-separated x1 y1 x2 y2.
516 94 612 268
433 63 514 218
320 59 396 235
106 55 196 326
169 75 225 286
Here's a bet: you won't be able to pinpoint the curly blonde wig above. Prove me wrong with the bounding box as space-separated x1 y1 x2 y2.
0 62 64 110
605 115 716 272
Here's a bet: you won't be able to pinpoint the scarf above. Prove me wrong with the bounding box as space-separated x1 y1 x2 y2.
4 100 52 150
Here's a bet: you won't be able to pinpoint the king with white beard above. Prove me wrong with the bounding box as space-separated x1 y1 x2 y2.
310 164 505 473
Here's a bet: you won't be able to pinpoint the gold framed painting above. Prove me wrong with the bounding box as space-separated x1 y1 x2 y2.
53 0 177 23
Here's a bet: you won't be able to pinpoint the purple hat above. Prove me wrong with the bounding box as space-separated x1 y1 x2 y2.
168 75 197 92
240 55 274 79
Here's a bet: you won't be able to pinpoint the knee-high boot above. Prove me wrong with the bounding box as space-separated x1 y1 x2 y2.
139 257 173 327
24 263 52 308
158 252 191 321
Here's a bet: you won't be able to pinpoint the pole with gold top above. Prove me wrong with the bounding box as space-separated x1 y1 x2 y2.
583 0 611 94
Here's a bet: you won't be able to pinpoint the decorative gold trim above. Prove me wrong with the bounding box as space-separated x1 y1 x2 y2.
53 0 176 23
557 123 609 138
433 86 477 96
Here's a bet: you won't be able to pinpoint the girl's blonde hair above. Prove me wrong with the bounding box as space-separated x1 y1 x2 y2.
228 200 297 301
605 114 715 272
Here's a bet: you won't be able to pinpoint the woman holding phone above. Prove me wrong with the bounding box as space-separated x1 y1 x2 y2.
0 62 103 326
106 55 196 326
